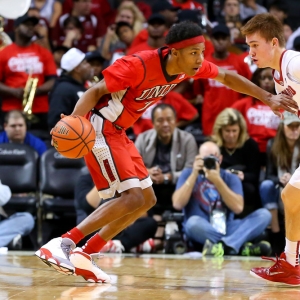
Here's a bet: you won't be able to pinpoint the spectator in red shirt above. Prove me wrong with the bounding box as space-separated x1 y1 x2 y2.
0 14 57 131
53 0 105 52
231 67 280 166
196 24 252 136
100 1 145 62
109 21 135 64
130 1 178 49
127 14 168 55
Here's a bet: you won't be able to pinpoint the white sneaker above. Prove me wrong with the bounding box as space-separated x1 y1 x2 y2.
100 240 124 253
35 237 76 275
131 238 155 253
70 247 111 283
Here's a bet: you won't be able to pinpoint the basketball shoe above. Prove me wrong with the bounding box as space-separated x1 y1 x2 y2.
202 239 224 257
131 238 155 253
70 247 111 283
35 237 76 275
250 252 300 286
100 240 124 253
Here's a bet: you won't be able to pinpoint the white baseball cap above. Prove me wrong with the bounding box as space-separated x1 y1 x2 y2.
61 48 86 72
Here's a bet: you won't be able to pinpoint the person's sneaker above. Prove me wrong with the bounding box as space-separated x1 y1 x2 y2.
202 239 224 257
70 247 111 283
131 238 155 253
100 240 124 253
250 252 300 286
7 234 22 250
241 241 272 256
35 237 76 275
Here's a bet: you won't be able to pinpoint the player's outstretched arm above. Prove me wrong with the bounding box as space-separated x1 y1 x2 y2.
214 67 298 117
71 79 110 116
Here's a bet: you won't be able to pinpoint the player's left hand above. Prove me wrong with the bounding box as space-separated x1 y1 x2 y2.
269 94 298 118
50 114 67 146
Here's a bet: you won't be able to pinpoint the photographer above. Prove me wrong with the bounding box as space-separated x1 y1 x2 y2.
172 141 272 256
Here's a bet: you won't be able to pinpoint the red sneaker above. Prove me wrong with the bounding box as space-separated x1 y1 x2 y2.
250 253 300 286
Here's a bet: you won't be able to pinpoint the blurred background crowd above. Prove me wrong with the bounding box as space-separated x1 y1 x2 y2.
1 0 300 258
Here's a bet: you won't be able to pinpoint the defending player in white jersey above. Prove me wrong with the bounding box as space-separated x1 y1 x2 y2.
241 13 300 286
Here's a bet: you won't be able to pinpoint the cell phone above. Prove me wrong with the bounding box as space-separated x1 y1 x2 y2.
230 169 239 175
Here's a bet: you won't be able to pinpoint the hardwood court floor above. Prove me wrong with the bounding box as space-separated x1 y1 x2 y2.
0 252 300 300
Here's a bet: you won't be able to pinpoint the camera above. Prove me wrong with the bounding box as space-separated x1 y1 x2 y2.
203 155 219 170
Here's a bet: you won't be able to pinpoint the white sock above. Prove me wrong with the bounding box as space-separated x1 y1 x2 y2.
284 238 300 267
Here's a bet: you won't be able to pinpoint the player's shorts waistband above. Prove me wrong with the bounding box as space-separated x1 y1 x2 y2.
91 109 123 130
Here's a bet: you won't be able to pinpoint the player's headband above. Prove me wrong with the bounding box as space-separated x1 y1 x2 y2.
167 36 205 49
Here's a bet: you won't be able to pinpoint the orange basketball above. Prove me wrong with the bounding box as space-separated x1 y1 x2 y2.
52 115 96 159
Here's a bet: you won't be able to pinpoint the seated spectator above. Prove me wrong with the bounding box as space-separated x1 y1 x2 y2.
110 21 135 64
100 1 145 62
172 141 272 256
260 112 300 253
135 103 198 192
27 7 52 51
85 50 105 86
74 170 158 253
53 0 105 52
215 0 243 43
133 91 199 136
239 0 267 21
0 180 35 250
0 110 47 157
268 0 288 24
212 108 261 213
31 0 63 28
48 48 91 129
127 14 167 55
196 24 252 136
52 45 70 76
129 1 178 49
135 104 198 246
231 68 280 166
0 14 57 131
59 16 88 51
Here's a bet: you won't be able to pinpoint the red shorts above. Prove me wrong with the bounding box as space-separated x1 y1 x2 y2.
84 112 152 199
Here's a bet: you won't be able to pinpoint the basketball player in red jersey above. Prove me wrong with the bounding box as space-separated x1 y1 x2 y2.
35 21 297 283
239 14 300 286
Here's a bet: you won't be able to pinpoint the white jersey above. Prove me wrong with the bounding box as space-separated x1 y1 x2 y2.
273 50 300 109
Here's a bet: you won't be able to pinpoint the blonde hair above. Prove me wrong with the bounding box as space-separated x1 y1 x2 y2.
117 2 145 35
211 108 249 148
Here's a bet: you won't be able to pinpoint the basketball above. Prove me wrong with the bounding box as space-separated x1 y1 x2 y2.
52 115 96 159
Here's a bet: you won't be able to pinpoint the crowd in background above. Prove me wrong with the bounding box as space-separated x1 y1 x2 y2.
1 0 300 257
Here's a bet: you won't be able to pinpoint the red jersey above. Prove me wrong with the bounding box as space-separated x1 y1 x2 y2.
231 97 280 152
99 47 218 129
0 43 57 113
199 52 252 135
133 91 198 135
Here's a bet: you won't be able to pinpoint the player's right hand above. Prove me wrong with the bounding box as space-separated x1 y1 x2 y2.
269 94 298 118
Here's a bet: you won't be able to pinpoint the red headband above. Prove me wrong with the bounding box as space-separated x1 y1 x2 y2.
167 36 205 49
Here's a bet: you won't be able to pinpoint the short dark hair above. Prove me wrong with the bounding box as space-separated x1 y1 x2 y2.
151 103 177 122
63 16 83 32
165 21 203 46
115 21 133 36
4 110 26 125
